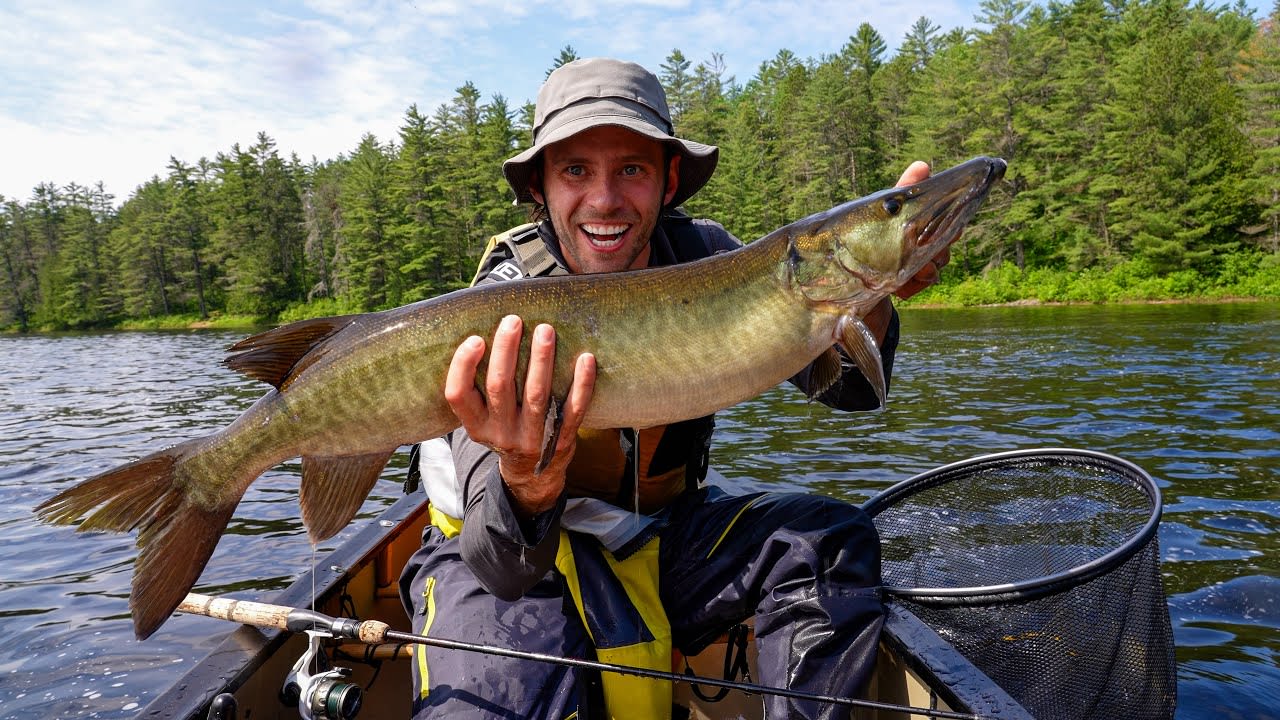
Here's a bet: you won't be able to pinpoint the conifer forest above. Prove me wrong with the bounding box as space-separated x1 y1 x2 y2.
3 0 1280 331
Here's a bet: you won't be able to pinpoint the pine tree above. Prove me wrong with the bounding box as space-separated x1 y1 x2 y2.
210 133 306 316
0 200 39 330
1242 3 1280 251
110 178 174 318
1101 0 1254 272
547 45 579 77
661 49 694 126
166 158 214 318
680 53 735 220
339 133 400 309
393 104 450 298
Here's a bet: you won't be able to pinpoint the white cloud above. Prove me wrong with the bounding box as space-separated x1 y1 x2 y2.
4 0 1262 203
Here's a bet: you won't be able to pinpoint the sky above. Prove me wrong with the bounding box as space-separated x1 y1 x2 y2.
0 0 1269 205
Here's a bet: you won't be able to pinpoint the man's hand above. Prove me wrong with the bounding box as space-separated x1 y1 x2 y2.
444 315 596 518
864 161 944 340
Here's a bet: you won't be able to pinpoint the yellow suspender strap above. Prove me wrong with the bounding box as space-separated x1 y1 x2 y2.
555 531 673 719
428 504 464 539
429 507 673 717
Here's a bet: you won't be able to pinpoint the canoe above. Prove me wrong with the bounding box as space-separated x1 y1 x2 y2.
142 489 1033 720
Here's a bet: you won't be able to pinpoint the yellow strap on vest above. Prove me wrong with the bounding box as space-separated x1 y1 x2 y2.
429 503 464 539
430 497 672 716
556 532 672 719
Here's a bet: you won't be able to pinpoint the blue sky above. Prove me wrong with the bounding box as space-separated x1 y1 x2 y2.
0 0 1269 204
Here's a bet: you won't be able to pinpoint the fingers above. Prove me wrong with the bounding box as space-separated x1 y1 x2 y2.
895 246 951 300
484 315 524 425
442 315 594 518
443 314 593 463
522 323 556 409
445 335 488 428
896 160 930 188
556 352 596 454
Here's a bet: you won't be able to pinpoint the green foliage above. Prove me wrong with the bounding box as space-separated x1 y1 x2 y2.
276 296 366 323
116 312 263 331
5 13 1280 333
909 249 1279 305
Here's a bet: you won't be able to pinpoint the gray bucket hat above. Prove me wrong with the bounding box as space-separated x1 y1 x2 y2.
502 57 719 208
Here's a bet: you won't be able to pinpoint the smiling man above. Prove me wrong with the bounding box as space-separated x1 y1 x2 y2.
399 57 945 719
535 124 678 274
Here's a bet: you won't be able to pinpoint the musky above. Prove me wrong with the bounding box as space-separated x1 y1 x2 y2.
0 0 1268 204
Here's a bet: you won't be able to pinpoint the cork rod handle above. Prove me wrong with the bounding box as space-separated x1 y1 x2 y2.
179 593 292 630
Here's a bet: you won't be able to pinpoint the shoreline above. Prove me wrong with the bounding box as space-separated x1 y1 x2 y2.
5 295 1275 334
902 295 1274 310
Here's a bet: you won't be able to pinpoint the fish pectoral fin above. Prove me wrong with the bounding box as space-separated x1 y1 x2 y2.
300 450 395 542
806 346 845 400
837 314 888 408
534 397 565 475
225 315 362 390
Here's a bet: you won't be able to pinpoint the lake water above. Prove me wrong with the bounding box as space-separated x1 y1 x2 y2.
0 302 1276 719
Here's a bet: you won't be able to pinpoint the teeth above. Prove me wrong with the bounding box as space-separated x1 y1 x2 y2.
582 223 628 236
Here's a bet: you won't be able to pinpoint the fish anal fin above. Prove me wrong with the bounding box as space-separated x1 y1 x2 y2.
806 347 844 400
837 314 887 408
224 315 358 390
300 451 394 542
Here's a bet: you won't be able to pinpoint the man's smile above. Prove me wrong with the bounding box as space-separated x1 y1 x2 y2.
581 223 632 249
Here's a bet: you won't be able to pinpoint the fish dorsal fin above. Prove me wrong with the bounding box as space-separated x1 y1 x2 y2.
806 346 844 400
224 316 356 390
299 450 395 542
837 314 887 408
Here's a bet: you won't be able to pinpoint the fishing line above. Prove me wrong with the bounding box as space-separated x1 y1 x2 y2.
178 593 991 720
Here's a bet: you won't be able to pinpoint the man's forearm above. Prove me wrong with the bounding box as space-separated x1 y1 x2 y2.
454 432 562 600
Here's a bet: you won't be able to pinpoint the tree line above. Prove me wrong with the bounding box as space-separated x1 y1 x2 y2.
3 0 1279 332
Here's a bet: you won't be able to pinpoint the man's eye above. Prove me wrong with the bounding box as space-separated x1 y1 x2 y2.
565 166 585 176
622 165 641 176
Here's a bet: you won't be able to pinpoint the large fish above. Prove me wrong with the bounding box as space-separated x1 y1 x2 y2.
38 156 1006 639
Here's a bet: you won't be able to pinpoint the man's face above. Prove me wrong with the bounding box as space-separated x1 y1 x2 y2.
531 125 680 275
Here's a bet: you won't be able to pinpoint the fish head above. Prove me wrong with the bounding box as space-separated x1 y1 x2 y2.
783 156 1007 306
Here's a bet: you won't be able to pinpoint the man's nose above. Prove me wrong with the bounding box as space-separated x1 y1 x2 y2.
585 174 624 212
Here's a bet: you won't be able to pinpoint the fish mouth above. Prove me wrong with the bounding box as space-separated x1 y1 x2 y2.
899 157 1007 280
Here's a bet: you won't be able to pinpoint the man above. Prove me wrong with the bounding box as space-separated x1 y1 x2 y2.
399 57 946 719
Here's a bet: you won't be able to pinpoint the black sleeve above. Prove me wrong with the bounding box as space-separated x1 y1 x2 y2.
453 429 564 601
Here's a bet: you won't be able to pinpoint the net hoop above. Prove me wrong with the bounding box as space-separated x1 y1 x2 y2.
862 448 1163 605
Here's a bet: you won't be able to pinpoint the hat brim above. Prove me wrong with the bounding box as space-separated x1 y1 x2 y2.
503 117 718 208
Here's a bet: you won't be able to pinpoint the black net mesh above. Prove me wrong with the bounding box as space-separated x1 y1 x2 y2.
866 449 1176 720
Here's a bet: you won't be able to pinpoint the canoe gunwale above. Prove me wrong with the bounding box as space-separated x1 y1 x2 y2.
880 603 1034 718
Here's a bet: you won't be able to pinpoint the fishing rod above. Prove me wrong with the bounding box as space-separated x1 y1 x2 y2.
179 592 989 720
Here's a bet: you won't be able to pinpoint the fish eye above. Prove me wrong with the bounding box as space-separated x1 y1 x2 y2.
883 197 903 216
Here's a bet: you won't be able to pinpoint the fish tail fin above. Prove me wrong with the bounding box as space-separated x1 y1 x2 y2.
36 439 242 640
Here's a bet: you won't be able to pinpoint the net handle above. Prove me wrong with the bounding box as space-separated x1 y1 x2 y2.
862 447 1164 602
